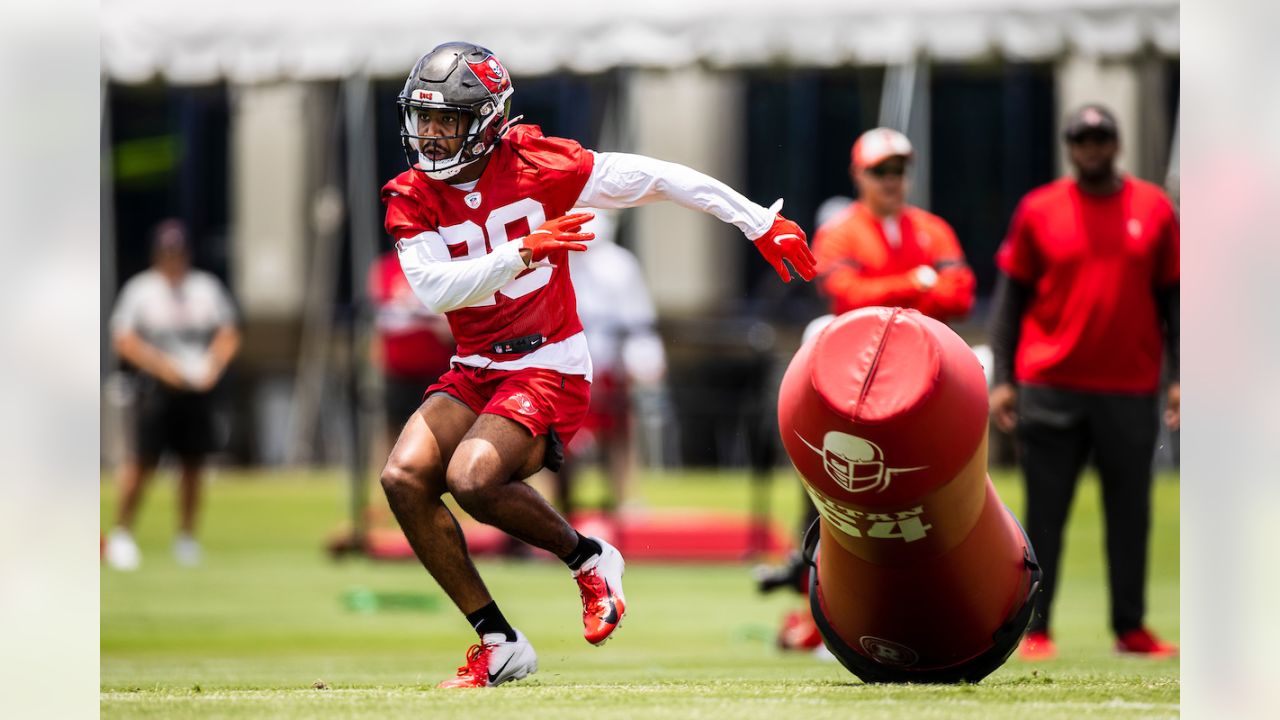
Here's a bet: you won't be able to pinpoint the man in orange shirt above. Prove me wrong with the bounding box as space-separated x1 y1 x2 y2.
760 128 976 654
812 127 975 321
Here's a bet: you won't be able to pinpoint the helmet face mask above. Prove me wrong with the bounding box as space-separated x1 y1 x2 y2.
397 42 516 180
400 106 476 176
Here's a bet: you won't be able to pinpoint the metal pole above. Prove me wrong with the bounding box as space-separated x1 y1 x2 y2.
343 73 380 549
879 58 931 209
878 61 916 132
288 84 344 465
907 60 931 210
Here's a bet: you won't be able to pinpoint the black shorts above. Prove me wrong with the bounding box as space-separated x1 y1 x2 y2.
383 374 437 431
133 378 215 463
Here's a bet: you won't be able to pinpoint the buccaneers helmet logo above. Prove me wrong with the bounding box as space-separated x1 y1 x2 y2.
795 431 926 493
467 55 510 95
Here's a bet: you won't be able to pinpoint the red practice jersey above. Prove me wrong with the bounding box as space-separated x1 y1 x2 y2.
381 125 596 362
996 176 1180 393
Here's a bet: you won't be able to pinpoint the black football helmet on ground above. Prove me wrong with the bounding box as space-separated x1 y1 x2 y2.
397 41 517 180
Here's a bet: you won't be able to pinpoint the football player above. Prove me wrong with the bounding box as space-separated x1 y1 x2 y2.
379 41 815 688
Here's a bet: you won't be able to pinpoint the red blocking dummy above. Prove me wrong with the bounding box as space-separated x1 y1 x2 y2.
778 307 1040 683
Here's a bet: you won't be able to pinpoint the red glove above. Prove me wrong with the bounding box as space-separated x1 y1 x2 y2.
521 212 595 262
753 201 816 283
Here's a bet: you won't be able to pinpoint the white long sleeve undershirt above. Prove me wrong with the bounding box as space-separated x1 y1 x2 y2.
576 151 775 240
396 233 528 315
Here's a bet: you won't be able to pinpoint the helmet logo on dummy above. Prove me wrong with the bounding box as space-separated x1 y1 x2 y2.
859 636 919 667
467 55 511 94
795 431 926 493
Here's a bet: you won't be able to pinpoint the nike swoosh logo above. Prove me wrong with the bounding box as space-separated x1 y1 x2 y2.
488 654 514 685
774 234 799 245
600 580 620 625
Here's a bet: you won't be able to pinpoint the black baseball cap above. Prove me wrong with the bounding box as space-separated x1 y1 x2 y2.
1063 104 1119 142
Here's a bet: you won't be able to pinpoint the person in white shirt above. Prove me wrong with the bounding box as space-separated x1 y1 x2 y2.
106 220 241 570
557 210 667 515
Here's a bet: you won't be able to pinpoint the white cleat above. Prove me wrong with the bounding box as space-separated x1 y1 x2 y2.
574 538 627 645
813 642 837 662
106 528 141 571
438 630 538 688
174 534 202 567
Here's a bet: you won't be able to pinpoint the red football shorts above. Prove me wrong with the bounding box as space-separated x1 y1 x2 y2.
425 364 591 445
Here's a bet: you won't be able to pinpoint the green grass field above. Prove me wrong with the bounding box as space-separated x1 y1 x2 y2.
101 467 1179 719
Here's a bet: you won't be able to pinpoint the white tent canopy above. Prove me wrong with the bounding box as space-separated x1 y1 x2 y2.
103 0 1179 84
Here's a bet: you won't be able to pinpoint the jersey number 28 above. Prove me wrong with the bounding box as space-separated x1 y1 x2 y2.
436 198 550 307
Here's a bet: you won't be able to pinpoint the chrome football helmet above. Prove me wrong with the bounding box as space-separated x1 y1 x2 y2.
397 42 517 180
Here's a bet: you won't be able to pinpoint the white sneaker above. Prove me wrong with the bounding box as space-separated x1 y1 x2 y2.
574 538 627 645
106 528 141 571
174 534 202 567
813 642 837 662
437 629 538 688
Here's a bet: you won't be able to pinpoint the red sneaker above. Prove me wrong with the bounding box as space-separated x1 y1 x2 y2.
573 538 627 645
1115 627 1178 658
1018 631 1056 661
437 630 538 688
777 607 823 651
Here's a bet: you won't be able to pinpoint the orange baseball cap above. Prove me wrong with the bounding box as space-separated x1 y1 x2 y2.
851 128 913 171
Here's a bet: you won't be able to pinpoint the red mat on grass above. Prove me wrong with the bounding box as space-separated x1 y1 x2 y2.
362 509 791 563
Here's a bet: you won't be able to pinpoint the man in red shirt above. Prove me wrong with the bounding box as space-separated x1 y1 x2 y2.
378 42 815 688
813 127 975 321
369 249 455 439
988 104 1180 660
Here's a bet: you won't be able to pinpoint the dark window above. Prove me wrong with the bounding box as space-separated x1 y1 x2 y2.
929 62 1056 297
740 67 884 323
108 82 231 285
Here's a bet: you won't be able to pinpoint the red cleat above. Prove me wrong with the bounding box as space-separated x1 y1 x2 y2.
437 630 538 688
1115 627 1178 658
1018 631 1057 661
777 607 823 651
574 538 627 645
